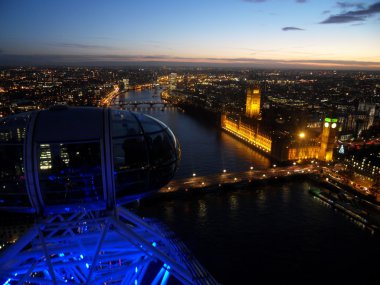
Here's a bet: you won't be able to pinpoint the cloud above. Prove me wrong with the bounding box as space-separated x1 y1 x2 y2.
296 0 307 3
1 54 379 70
347 2 380 15
322 10 331 14
320 14 365 23
336 2 365 10
320 1 380 24
53 42 112 49
140 55 172 59
282 26 304 31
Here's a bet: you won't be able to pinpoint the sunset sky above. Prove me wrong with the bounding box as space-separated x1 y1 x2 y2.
0 0 379 68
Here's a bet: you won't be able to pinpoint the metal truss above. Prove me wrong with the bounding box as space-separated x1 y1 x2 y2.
0 207 218 285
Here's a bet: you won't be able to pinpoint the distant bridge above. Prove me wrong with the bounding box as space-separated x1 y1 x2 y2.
117 101 172 108
160 164 319 193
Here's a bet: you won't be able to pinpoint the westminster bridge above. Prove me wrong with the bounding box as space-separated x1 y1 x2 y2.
159 164 319 193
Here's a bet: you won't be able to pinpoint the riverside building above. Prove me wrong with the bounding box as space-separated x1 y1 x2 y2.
221 84 337 162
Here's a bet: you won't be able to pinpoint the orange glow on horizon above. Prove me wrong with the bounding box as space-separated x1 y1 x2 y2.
101 54 380 69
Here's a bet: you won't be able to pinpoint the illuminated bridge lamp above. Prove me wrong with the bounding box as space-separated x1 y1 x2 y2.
0 106 217 284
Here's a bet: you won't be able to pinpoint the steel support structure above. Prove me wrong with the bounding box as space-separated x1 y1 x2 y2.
0 207 218 285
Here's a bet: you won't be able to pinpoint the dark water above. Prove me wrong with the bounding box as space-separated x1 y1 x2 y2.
116 89 380 284
136 180 380 284
115 89 271 179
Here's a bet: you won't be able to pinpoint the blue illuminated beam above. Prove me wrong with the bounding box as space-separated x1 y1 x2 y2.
0 207 219 284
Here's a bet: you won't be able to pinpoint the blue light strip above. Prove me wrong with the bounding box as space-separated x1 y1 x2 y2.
160 270 170 285
0 207 218 284
151 267 166 285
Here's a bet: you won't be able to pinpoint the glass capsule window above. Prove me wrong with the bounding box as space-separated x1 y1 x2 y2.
111 109 142 137
135 113 164 133
112 111 147 199
111 110 180 200
0 145 28 207
0 113 29 143
0 114 30 208
146 131 177 166
38 142 103 206
113 137 149 170
0 108 180 213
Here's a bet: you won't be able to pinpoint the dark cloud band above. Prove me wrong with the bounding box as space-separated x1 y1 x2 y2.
0 54 379 70
54 43 112 49
320 1 380 24
282 27 304 31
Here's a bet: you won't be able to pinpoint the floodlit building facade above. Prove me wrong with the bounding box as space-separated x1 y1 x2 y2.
221 85 337 162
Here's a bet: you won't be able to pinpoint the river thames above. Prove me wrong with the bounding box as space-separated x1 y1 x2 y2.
115 88 380 284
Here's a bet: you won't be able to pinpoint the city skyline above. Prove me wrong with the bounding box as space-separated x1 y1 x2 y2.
1 64 380 284
0 0 380 69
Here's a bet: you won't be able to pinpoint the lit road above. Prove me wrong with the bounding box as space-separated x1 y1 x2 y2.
100 86 120 106
160 164 318 193
160 163 380 214
321 166 372 196
320 166 380 213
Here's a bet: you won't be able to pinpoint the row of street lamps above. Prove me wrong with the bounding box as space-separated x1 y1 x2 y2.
192 166 255 178
191 162 298 177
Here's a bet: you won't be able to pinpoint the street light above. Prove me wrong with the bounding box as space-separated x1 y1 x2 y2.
192 173 196 177
223 169 227 173
299 132 305 139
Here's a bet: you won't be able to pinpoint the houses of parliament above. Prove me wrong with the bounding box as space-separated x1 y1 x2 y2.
221 84 337 162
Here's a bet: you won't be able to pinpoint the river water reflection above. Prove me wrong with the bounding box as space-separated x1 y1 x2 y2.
116 89 380 285
115 88 270 179
135 179 380 284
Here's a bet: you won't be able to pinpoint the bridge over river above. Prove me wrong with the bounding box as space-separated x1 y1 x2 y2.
117 101 172 108
160 164 319 193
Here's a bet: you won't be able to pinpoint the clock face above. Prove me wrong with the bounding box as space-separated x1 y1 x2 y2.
324 122 329 128
331 123 337 129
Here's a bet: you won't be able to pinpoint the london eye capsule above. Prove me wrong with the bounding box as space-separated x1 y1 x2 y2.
0 106 180 215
